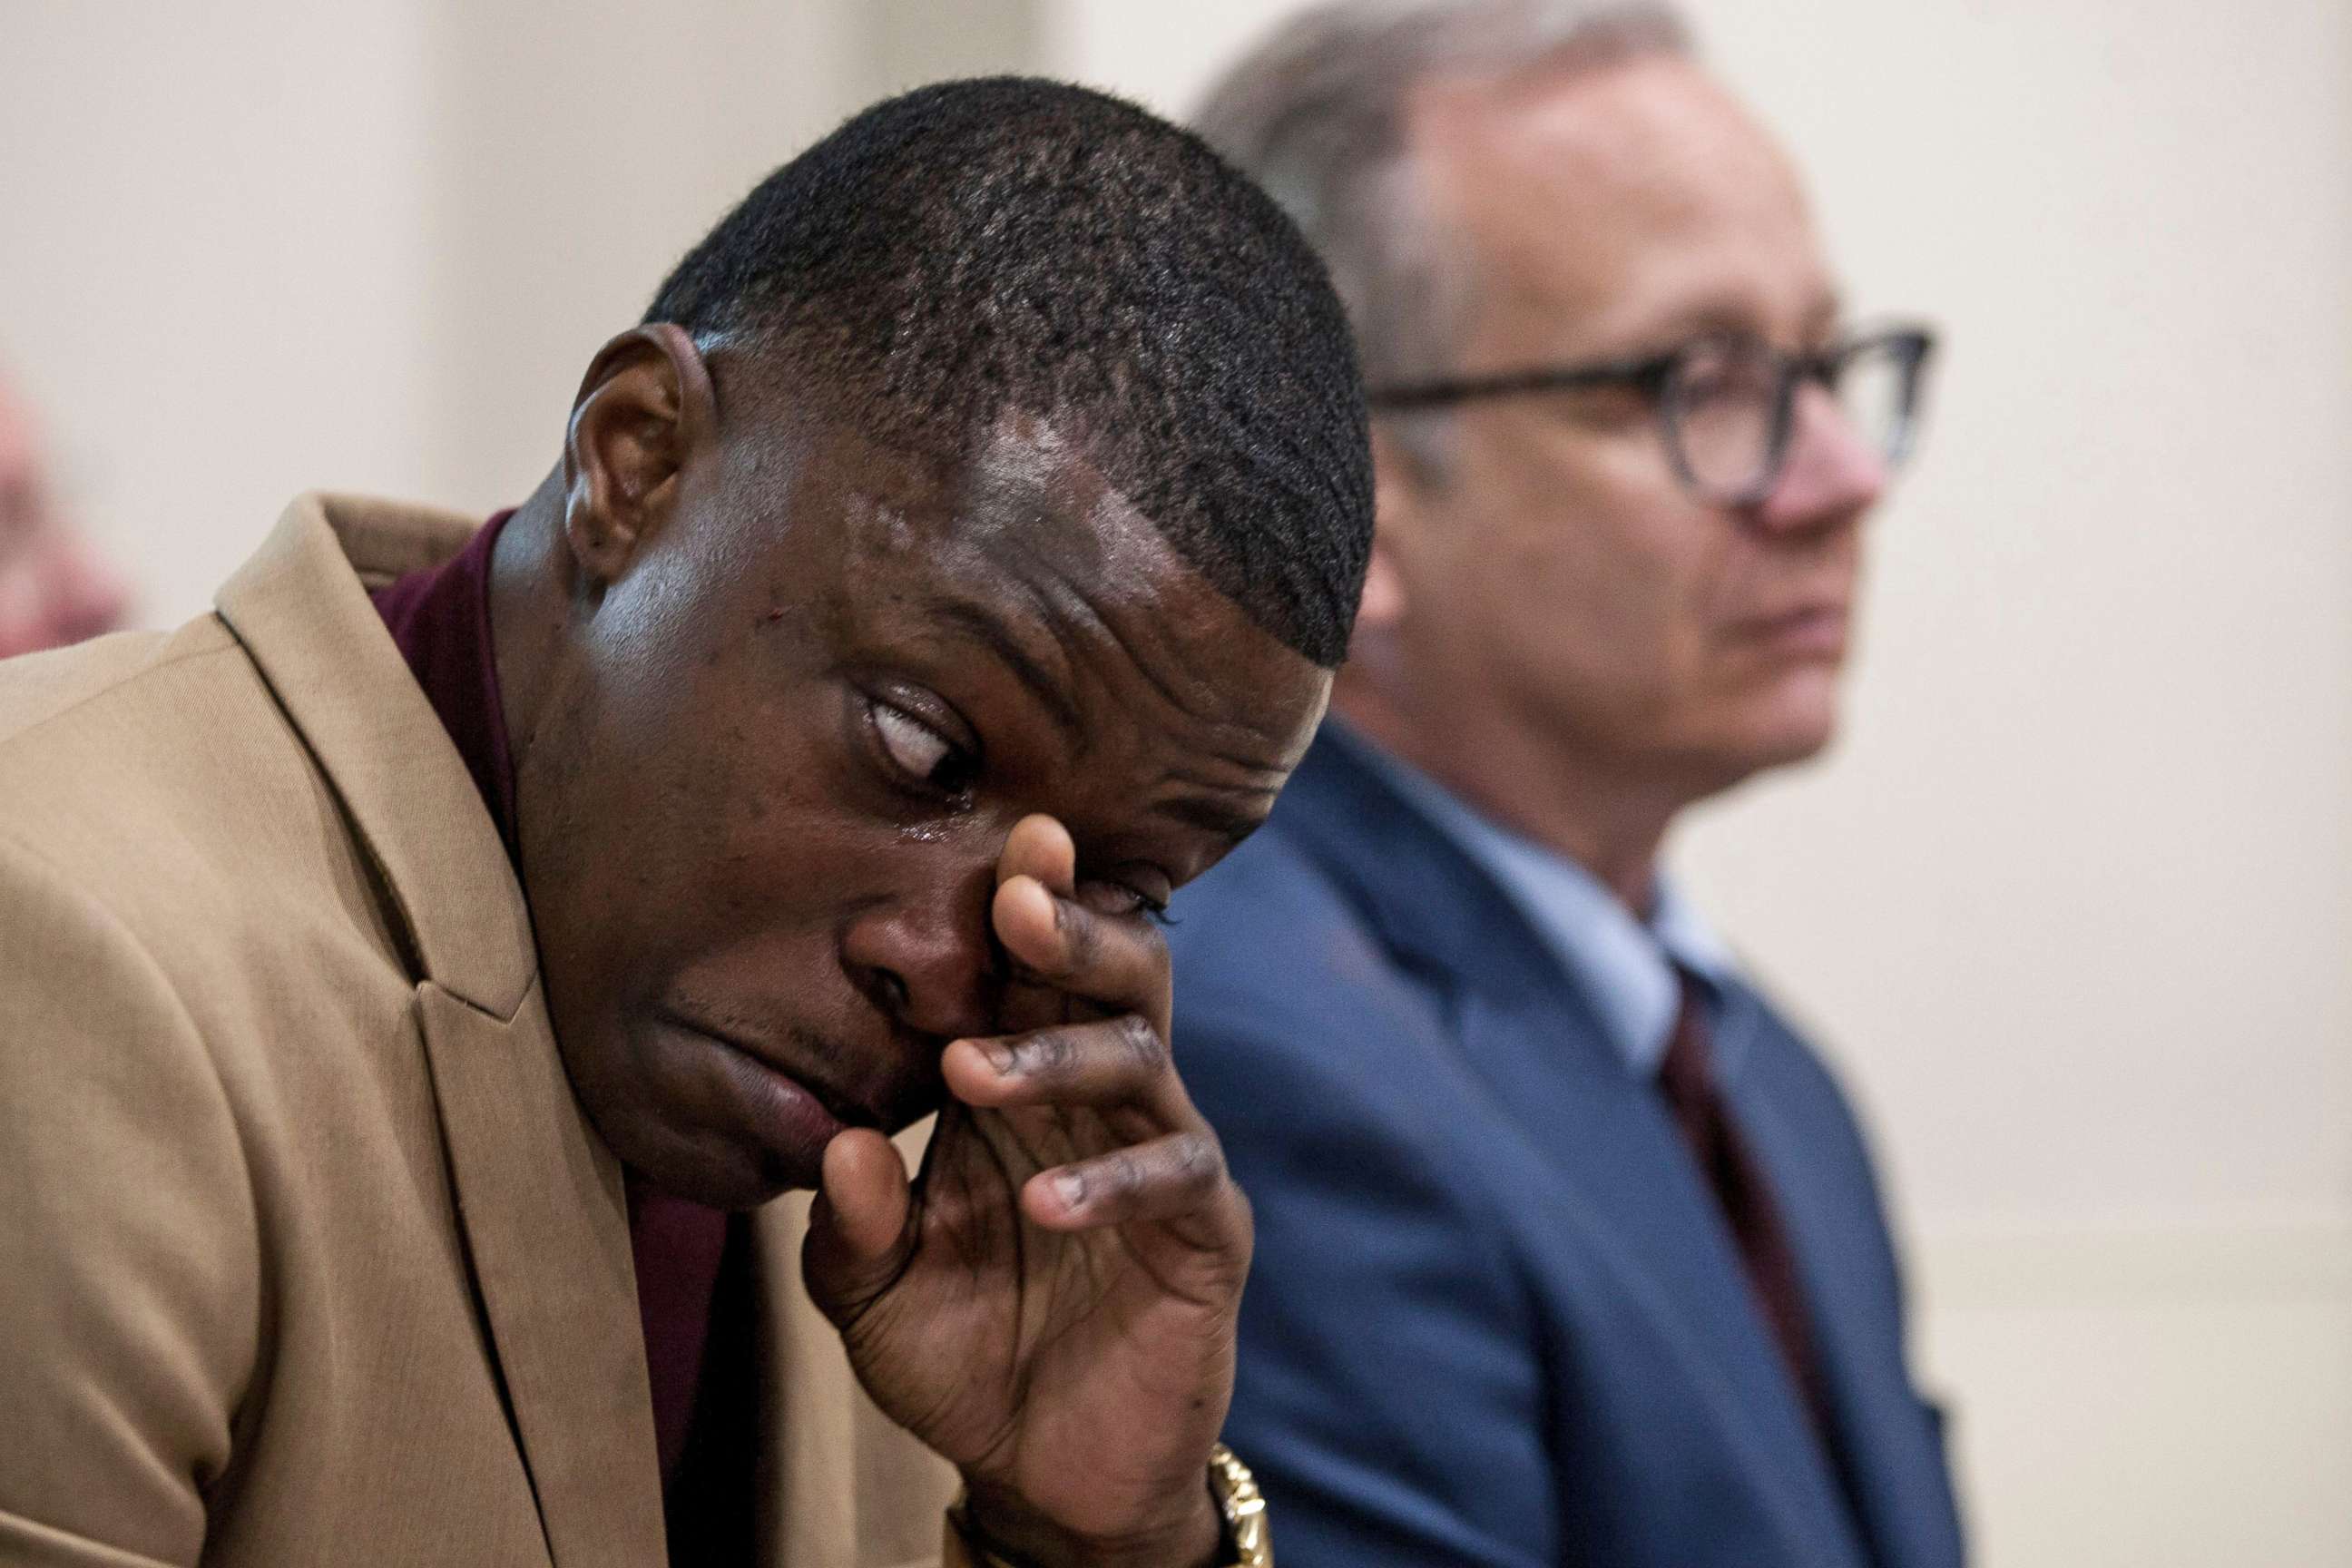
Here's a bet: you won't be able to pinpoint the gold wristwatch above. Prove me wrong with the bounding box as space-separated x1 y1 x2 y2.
944 1442 1272 1567
1206 1442 1271 1565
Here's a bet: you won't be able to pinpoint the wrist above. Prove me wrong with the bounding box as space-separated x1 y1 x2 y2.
957 1481 1223 1568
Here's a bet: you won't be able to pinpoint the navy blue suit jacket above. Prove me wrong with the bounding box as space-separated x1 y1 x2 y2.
1171 730 1965 1567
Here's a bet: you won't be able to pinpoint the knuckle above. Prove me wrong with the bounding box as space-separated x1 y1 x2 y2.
1172 1133 1222 1192
1021 1027 1077 1077
1115 1014 1168 1075
1100 1150 1146 1199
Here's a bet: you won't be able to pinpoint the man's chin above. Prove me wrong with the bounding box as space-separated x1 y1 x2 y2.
1759 713 1839 771
1678 701 1842 797
662 1142 821 1210
1742 670 1844 768
593 1102 828 1210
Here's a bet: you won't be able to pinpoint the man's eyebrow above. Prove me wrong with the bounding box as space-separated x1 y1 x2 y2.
933 598 1086 745
1155 790 1276 847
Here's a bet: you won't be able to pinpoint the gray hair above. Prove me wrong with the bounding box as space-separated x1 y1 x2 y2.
1191 0 1690 474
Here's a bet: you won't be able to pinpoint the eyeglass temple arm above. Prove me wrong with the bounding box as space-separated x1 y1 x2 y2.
1366 355 1671 411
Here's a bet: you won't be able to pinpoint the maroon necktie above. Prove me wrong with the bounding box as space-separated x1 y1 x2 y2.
1657 968 1831 1438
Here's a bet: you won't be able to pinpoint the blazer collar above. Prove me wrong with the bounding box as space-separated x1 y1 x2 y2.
213 492 536 1016
1270 723 1594 1013
216 494 664 1565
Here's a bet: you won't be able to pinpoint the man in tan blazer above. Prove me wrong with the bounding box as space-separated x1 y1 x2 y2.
0 79 1367 1567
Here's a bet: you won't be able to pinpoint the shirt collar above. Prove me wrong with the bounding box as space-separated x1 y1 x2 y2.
1338 723 1738 1077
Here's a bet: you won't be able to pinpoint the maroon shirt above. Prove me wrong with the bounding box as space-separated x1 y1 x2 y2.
373 513 756 1559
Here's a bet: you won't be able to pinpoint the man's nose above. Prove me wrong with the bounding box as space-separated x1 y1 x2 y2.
1751 382 1887 534
838 861 1003 1041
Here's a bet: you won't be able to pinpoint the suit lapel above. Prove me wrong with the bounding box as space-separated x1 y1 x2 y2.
1722 987 1960 1568
218 495 663 1566
1275 729 1865 1558
416 984 666 1568
1450 982 1859 1554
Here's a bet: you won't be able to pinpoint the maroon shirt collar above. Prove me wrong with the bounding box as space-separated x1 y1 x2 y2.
368 508 523 862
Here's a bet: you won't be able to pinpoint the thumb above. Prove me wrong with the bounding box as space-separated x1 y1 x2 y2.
802 1128 917 1328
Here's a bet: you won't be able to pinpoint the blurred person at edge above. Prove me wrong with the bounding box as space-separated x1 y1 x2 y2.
0 81 1371 1568
0 375 128 657
1169 5 1964 1566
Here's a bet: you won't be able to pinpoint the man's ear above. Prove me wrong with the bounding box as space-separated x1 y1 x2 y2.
1354 423 1425 635
560 322 717 591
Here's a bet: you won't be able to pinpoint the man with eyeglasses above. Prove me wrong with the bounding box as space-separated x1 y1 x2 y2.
1167 5 1965 1566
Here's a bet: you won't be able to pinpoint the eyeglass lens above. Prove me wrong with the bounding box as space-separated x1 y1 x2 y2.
1666 334 1925 504
1667 339 1785 502
1834 336 1924 471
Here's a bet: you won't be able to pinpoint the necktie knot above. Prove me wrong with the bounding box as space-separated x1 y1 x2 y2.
1657 962 1717 1116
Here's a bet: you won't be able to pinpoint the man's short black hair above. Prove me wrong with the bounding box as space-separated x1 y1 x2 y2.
646 76 1371 668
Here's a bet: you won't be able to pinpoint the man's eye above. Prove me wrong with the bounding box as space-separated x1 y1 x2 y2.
871 701 967 791
1080 879 1176 926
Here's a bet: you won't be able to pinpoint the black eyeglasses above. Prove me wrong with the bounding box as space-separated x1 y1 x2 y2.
1367 324 1937 506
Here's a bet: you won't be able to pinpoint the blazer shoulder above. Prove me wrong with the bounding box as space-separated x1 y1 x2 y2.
1174 825 1465 1103
0 616 238 749
0 615 416 1065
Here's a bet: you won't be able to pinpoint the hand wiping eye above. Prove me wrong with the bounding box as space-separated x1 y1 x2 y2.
802 811 1243 1564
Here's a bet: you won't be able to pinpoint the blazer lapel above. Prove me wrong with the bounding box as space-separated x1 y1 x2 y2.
1721 987 1961 1568
1275 729 1865 1559
416 985 667 1568
217 495 663 1567
1451 982 1861 1559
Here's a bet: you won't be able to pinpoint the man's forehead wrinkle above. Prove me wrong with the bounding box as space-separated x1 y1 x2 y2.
926 593 1090 750
1157 750 1296 792
836 404 1306 762
1152 789 1278 848
832 431 1216 750
974 486 1250 739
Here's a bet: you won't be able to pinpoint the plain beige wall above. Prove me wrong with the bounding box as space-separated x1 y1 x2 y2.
1046 2 2352 1564
0 0 437 625
0 0 1036 624
4 2 2347 1563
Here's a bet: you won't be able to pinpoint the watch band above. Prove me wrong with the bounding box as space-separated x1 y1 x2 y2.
942 1442 1273 1567
1207 1442 1272 1566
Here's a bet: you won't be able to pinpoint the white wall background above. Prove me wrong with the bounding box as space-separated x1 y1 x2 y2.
0 0 1036 625
4 2 2347 1563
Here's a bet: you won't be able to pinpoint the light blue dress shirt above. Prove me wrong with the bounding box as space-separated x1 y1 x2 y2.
1346 726 1739 1080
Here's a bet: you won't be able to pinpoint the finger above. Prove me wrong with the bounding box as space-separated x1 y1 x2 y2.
801 1127 916 1326
1020 1129 1240 1235
995 813 1075 897
943 1014 1182 1119
992 875 1165 1017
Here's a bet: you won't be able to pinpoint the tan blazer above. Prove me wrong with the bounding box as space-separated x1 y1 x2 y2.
0 495 958 1567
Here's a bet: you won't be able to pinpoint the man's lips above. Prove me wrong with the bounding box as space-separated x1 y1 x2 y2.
652 1008 889 1173
1730 603 1849 658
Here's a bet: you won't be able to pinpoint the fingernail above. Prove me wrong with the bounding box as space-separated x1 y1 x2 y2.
981 1040 1016 1074
1052 1170 1086 1210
